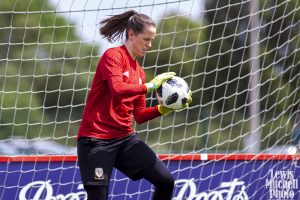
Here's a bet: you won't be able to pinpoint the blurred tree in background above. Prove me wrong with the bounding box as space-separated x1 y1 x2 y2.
203 0 300 150
0 0 99 145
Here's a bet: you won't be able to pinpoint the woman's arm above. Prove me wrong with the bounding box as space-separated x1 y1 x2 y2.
133 95 161 124
107 75 147 96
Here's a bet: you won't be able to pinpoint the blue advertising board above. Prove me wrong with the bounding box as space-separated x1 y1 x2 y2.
0 154 299 200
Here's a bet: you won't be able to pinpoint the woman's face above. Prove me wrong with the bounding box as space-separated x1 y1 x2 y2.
127 25 156 58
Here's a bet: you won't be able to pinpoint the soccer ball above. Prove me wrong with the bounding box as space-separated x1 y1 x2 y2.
156 76 190 110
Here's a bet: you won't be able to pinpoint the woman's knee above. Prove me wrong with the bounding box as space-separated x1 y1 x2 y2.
139 159 175 189
156 171 174 190
164 174 175 189
152 174 174 200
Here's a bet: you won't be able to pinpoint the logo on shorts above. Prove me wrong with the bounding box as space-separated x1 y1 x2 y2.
94 168 104 180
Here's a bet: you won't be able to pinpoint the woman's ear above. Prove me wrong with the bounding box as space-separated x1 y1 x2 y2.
127 29 135 41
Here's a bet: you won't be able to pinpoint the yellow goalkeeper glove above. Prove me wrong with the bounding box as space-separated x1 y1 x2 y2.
158 91 193 116
158 105 174 116
185 90 193 106
144 72 176 93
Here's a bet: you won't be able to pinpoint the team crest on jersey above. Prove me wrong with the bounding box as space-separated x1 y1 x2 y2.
94 168 105 180
139 78 142 84
123 71 129 78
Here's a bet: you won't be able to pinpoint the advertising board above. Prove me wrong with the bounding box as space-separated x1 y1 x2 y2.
0 154 299 200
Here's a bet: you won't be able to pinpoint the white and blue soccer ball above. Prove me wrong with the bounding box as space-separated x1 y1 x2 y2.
156 76 190 110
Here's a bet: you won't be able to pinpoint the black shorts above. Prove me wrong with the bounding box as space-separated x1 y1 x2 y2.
77 133 157 186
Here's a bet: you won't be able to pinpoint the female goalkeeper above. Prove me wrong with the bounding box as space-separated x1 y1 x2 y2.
77 10 191 200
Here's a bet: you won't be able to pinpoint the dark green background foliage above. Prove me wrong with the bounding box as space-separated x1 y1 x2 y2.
0 0 299 152
0 0 99 145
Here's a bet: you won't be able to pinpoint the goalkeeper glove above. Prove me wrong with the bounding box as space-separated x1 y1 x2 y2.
144 72 176 93
158 91 192 116
158 105 174 116
185 91 193 106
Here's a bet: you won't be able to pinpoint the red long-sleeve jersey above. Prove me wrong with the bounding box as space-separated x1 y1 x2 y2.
77 45 161 140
